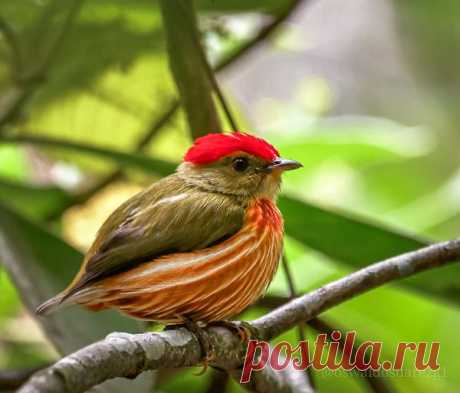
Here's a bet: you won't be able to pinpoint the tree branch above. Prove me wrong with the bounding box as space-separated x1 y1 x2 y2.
18 329 309 393
20 238 460 393
254 238 460 341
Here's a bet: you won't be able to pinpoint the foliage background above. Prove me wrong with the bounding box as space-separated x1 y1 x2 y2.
0 0 459 392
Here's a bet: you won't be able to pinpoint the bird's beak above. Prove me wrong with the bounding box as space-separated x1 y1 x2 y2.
266 158 303 172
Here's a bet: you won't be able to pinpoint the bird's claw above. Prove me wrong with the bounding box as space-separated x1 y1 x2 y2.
208 320 257 343
180 317 215 375
170 318 258 375
194 350 216 376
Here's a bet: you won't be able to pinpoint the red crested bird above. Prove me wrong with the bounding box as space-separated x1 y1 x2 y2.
37 132 301 342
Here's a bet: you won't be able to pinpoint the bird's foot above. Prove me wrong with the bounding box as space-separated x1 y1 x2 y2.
181 317 215 375
207 320 257 343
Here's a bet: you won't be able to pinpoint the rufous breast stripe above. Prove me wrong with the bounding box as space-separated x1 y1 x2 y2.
75 198 284 323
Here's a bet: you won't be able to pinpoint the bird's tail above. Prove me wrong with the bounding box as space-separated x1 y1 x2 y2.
35 270 90 315
36 285 107 315
35 292 68 315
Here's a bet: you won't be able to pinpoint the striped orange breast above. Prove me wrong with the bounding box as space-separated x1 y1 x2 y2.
81 198 284 323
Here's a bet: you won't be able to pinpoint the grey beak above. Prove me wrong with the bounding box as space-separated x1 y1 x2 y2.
266 158 303 172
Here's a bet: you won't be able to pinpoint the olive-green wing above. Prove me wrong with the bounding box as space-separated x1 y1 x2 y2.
67 174 245 293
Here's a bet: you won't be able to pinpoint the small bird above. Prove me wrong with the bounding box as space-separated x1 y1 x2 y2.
37 132 301 332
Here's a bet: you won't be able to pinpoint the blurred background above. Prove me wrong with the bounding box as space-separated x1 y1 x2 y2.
0 0 460 392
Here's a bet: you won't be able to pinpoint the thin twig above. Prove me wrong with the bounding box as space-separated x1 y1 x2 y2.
0 134 176 175
281 254 306 343
213 0 306 73
183 0 308 131
19 238 460 393
281 254 315 388
136 99 180 150
258 295 394 392
196 41 238 131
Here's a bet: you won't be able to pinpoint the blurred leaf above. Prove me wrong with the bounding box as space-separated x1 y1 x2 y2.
394 0 460 103
274 119 433 170
197 0 293 14
279 196 460 304
1 341 49 369
279 195 427 264
0 134 177 176
1 0 179 171
159 0 221 138
0 269 20 324
0 203 152 392
1 0 165 105
0 145 29 181
0 177 72 220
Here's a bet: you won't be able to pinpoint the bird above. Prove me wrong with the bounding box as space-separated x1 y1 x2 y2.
36 132 301 341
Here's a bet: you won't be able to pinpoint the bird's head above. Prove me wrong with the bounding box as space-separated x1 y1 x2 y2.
177 132 302 200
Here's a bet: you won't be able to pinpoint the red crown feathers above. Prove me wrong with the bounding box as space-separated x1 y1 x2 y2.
184 132 279 165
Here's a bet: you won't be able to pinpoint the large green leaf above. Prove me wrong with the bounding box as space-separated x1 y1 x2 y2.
279 195 427 264
0 203 153 392
0 134 177 176
279 196 460 304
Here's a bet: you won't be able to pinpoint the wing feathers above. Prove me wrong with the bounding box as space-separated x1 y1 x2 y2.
64 173 245 295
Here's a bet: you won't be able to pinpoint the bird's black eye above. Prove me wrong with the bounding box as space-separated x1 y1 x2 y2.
232 157 249 172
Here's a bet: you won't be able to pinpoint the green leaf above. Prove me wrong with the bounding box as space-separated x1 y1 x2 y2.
0 203 152 393
279 195 428 263
0 269 21 324
279 195 460 304
0 134 177 176
1 0 182 171
0 145 29 181
197 0 292 14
